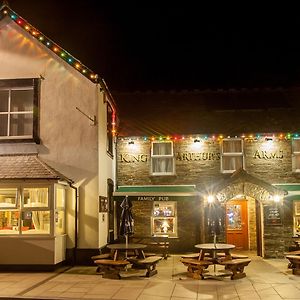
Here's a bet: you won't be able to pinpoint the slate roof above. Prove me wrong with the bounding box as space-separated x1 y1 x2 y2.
113 87 300 137
0 154 71 181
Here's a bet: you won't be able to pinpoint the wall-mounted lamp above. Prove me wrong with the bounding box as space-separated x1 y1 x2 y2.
194 138 201 143
265 136 274 141
273 195 281 203
128 140 134 145
207 195 215 203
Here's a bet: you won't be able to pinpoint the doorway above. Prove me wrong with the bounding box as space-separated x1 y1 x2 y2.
226 199 249 250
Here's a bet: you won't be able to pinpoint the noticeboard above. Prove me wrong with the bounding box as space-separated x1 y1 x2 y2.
264 205 282 226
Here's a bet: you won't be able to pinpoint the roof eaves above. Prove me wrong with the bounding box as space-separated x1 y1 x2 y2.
0 4 100 84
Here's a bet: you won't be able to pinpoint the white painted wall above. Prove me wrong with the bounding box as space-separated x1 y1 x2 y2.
0 17 115 250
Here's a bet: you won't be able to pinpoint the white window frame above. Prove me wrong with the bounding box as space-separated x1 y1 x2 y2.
151 141 175 176
151 201 177 237
0 86 34 140
292 138 300 173
221 138 244 173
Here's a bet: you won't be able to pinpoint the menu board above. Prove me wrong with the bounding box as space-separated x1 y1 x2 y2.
264 205 282 225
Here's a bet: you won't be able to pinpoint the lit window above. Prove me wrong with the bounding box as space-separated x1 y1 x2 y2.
221 139 244 173
293 200 300 236
151 141 175 175
292 139 300 172
0 78 39 142
0 187 50 235
55 187 65 235
152 201 177 237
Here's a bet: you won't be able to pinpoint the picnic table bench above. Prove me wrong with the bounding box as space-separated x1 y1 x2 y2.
94 259 130 279
180 258 213 279
128 255 162 277
286 255 300 275
219 258 252 280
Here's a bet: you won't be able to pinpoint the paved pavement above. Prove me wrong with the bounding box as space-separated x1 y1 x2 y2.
0 253 300 299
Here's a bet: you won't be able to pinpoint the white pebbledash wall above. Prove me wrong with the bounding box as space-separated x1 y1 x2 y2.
0 17 115 251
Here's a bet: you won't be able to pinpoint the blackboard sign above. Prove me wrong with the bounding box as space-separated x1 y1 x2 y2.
264 205 282 225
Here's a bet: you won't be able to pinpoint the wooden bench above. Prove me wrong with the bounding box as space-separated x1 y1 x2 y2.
128 256 162 277
180 258 213 280
91 253 112 273
130 236 169 259
181 253 200 259
286 255 300 274
94 259 130 279
217 253 249 261
219 258 251 280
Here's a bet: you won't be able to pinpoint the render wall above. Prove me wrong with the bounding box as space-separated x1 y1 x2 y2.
0 18 114 251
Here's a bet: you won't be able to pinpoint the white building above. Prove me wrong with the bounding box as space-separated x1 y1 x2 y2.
0 2 117 267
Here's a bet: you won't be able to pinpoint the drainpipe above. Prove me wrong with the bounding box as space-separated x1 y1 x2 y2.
69 183 79 266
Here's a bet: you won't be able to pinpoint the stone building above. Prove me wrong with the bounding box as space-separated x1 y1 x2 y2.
114 89 300 258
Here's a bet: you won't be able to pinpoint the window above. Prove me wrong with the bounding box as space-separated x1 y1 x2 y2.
0 187 50 235
151 141 175 175
0 78 39 142
294 201 300 236
152 201 177 237
292 139 300 172
55 187 65 235
107 103 113 155
221 139 244 173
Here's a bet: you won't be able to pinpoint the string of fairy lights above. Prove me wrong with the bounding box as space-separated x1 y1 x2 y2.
0 4 99 83
118 133 300 142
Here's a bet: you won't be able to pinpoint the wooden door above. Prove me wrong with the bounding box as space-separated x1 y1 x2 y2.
226 200 249 250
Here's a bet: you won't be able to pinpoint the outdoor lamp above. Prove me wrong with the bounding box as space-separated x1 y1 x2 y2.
273 195 281 203
207 195 215 203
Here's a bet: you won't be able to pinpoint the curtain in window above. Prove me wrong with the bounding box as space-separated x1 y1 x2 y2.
153 143 172 155
152 157 173 173
223 140 242 153
29 188 48 230
222 157 243 171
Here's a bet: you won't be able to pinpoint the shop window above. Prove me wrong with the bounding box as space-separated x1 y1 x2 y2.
0 188 18 208
293 200 300 236
151 141 175 176
292 139 300 172
151 201 177 237
221 139 244 173
0 187 50 235
0 78 39 142
55 187 65 235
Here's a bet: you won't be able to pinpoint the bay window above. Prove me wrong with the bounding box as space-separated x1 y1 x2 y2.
292 139 300 172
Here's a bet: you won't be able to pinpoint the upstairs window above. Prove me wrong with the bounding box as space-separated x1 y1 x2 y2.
151 141 175 175
221 139 244 173
292 139 300 172
0 79 39 142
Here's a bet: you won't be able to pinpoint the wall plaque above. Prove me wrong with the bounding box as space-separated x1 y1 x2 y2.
264 205 282 226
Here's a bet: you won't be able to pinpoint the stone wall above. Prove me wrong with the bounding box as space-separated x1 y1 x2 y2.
117 137 300 257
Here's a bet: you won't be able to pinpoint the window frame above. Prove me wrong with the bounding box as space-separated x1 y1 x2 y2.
293 200 300 236
221 138 244 174
151 201 177 237
292 138 300 173
0 183 53 236
0 78 40 144
151 141 175 176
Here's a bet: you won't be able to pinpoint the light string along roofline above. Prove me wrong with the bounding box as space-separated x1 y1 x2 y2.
118 132 300 142
0 5 99 83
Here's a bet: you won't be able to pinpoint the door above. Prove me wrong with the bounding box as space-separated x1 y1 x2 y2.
226 199 249 250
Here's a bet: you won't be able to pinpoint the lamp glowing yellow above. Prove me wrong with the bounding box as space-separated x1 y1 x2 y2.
207 195 215 203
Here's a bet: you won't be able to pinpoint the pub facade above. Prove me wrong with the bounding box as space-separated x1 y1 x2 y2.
114 89 300 258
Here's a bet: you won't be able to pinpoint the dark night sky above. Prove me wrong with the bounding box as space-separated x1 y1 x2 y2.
6 1 300 92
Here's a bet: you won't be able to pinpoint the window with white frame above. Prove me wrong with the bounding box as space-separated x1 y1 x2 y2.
151 141 174 175
221 139 244 173
292 139 300 172
152 201 177 237
0 187 50 235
